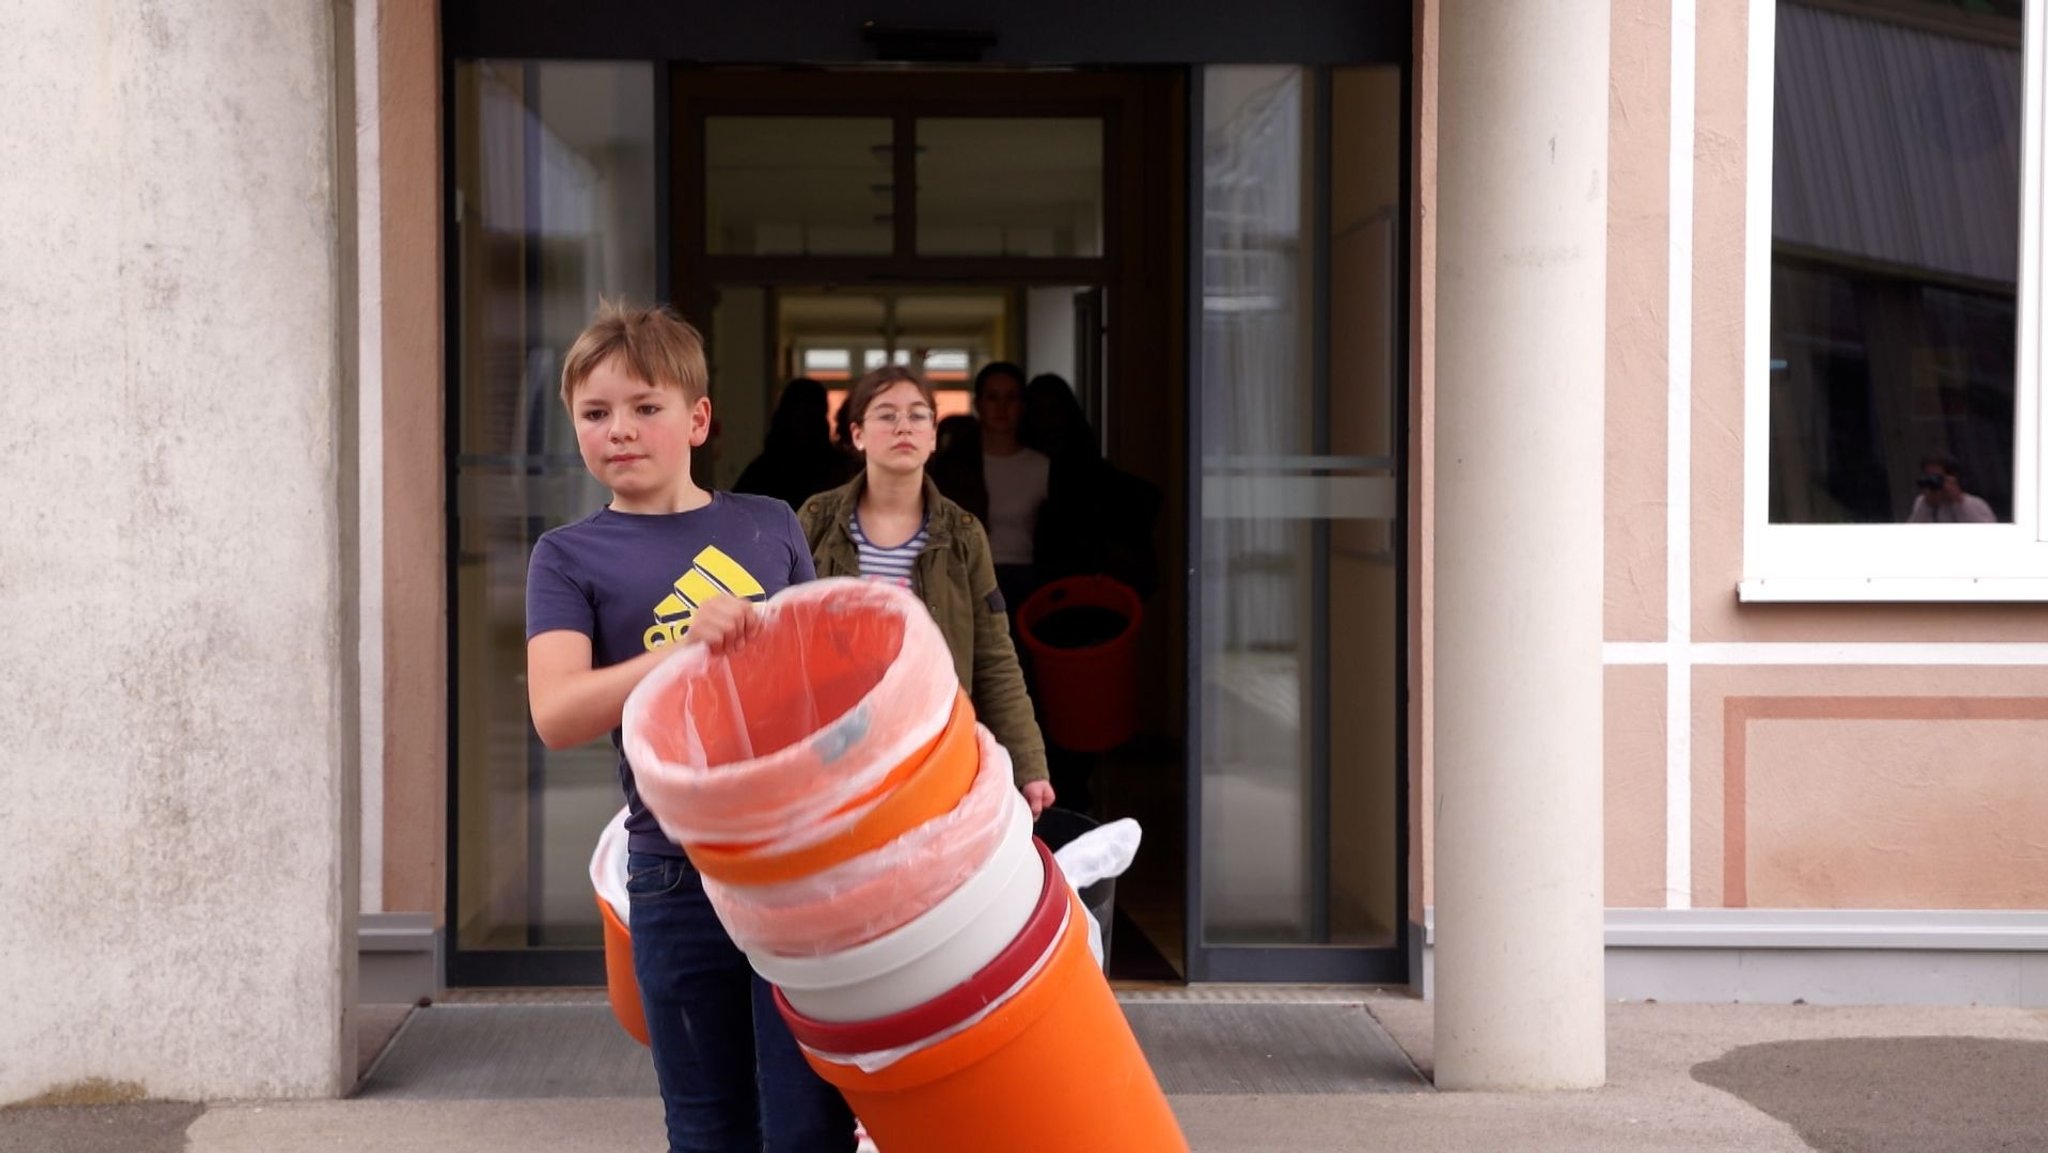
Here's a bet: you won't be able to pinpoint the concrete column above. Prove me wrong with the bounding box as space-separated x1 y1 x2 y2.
1432 0 1610 1089
0 0 359 1101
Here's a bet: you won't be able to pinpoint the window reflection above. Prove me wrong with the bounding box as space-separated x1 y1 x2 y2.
917 119 1104 257
705 117 895 256
1768 1 2020 524
1197 65 1401 951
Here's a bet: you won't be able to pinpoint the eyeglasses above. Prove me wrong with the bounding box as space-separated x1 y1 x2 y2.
865 407 935 429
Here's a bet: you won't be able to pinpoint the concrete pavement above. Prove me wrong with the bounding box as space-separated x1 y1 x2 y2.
6 996 2047 1152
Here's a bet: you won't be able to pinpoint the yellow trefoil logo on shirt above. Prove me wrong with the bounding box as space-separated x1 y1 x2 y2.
642 546 768 650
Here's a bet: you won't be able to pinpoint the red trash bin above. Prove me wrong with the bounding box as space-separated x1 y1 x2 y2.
1016 576 1143 752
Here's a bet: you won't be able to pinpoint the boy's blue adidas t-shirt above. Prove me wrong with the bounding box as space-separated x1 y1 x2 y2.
526 492 816 857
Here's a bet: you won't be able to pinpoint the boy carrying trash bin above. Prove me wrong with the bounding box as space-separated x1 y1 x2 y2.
524 301 856 1153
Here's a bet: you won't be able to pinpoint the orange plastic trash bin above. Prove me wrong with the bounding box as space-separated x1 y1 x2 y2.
623 579 962 850
682 689 979 886
781 883 1185 1152
616 578 1179 1153
1017 575 1144 752
596 895 649 1048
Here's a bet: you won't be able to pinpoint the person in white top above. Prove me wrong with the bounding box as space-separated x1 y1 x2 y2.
975 361 1052 611
1907 454 1998 524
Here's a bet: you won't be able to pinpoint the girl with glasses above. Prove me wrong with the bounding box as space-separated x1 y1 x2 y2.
799 365 1056 818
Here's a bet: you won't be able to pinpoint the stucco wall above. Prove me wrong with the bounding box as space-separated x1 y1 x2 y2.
1691 665 2048 910
0 0 356 1101
1687 1 2048 645
1410 0 2048 930
1605 0 1672 646
1584 0 2048 921
1605 666 1669 908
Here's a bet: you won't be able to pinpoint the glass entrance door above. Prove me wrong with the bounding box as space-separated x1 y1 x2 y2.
446 65 1158 986
442 58 1404 988
1189 65 1405 982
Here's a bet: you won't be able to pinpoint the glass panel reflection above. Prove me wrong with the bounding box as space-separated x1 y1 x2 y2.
1200 67 1315 946
706 117 895 256
1769 1 2020 523
917 118 1103 257
1197 65 1400 951
453 61 657 952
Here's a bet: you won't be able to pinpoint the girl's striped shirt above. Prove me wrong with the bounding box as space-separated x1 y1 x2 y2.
849 513 927 590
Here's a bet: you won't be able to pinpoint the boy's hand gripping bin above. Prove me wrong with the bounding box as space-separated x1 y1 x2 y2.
613 578 1186 1153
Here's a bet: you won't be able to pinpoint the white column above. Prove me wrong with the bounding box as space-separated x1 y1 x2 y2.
1432 0 1610 1090
0 0 358 1100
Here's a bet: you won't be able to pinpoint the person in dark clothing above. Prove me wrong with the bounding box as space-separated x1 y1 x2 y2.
1013 374 1166 813
1022 374 1163 599
1022 373 1095 462
929 413 990 524
975 362 1050 619
733 378 851 510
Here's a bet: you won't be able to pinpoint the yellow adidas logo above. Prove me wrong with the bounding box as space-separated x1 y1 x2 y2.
641 546 768 650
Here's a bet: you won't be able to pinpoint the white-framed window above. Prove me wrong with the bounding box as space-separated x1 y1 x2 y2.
1742 0 2048 601
862 348 914 370
800 347 851 376
923 349 971 374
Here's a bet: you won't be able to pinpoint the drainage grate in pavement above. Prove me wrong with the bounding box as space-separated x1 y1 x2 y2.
434 988 609 1006
1123 1003 1429 1095
356 1005 657 1100
1117 986 1400 1005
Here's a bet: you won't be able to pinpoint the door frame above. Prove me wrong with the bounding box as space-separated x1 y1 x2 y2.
443 0 1409 68
442 10 1413 989
668 69 1143 324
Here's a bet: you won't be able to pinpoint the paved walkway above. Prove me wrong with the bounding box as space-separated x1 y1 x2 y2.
5 996 2047 1152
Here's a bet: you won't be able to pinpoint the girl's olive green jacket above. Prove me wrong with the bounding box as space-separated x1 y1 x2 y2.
798 476 1049 787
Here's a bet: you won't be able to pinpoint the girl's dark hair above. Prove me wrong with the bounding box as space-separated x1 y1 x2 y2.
1023 372 1096 460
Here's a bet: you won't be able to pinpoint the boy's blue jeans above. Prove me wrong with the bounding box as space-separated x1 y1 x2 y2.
626 851 857 1153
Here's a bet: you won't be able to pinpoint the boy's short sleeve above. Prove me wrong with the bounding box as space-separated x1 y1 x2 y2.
526 534 594 640
784 506 817 586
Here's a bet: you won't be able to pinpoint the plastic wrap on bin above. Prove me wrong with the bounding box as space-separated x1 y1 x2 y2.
590 806 632 924
703 726 1020 956
622 578 960 849
1050 819 1142 892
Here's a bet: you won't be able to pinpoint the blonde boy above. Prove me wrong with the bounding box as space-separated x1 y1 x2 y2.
525 302 852 1152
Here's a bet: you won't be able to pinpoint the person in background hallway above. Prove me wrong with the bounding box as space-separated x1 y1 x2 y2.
974 362 1050 616
1023 373 1163 601
1907 453 1997 524
930 413 989 524
799 365 1055 819
1015 373 1165 814
1021 373 1094 462
734 377 849 510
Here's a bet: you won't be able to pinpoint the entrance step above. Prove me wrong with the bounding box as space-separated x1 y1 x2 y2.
355 994 1430 1100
